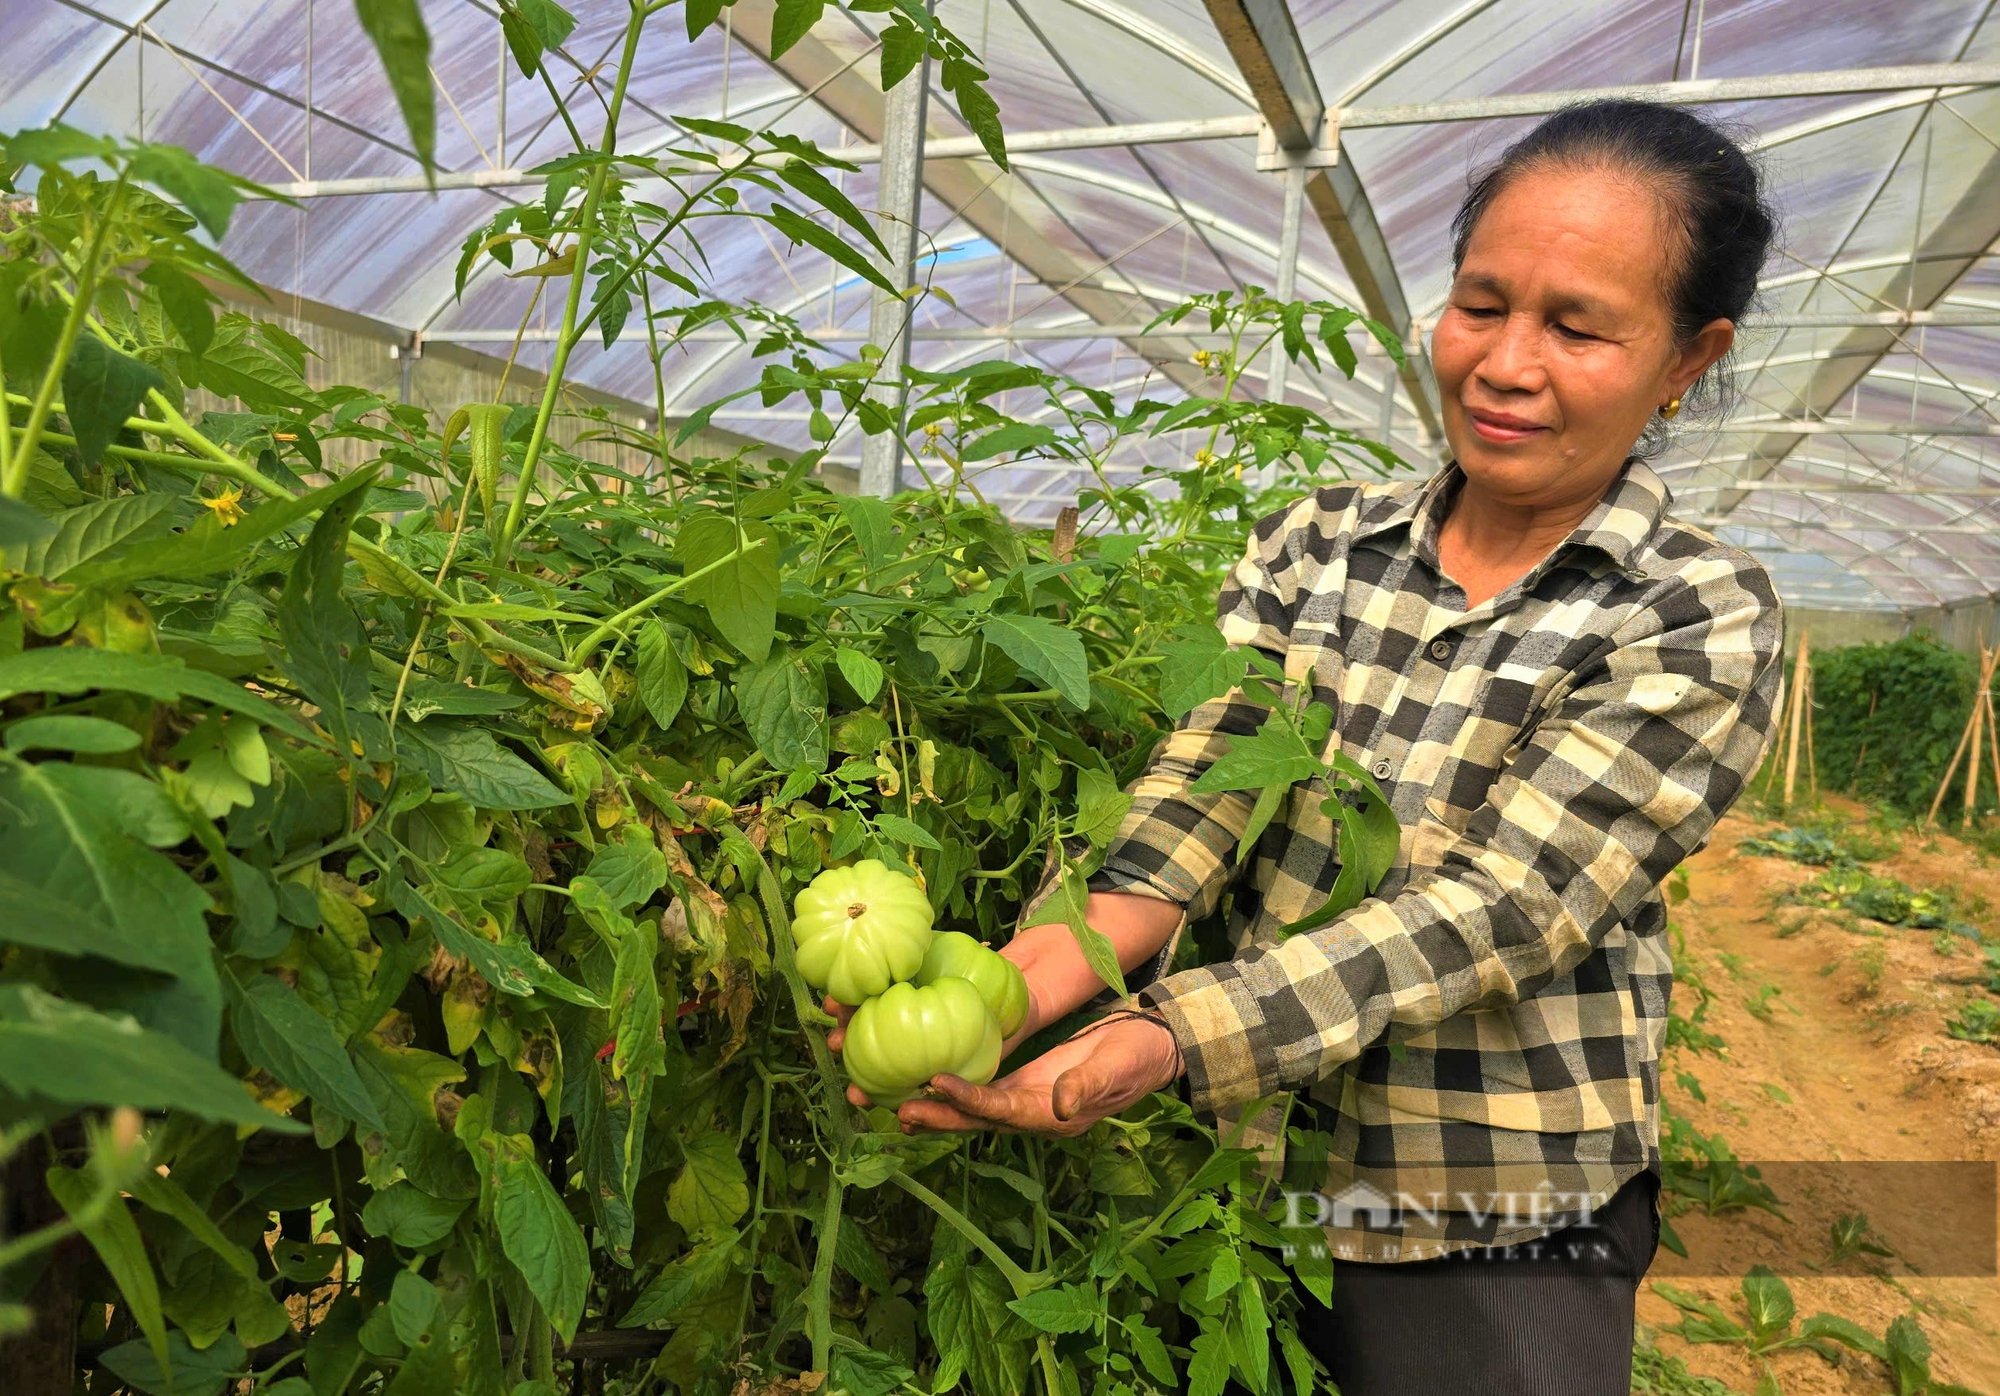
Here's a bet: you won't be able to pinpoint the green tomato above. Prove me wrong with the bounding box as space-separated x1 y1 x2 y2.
842 977 1003 1107
792 859 936 1006
916 931 1029 1038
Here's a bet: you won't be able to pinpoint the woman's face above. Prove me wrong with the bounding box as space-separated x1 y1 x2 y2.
1429 165 1733 504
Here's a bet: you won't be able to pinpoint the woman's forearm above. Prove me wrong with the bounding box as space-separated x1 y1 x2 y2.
1004 890 1184 1037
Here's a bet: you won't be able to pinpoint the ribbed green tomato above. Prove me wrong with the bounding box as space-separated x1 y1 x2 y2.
792 859 936 1006
842 977 1003 1107
916 931 1029 1038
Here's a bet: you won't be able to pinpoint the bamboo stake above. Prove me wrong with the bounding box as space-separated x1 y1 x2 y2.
1782 629 1809 811
1804 662 1818 802
1850 688 1878 783
1984 683 2000 824
1967 643 1989 825
1927 641 2000 827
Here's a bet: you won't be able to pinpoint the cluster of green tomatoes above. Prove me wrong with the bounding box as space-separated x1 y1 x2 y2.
792 859 1029 1106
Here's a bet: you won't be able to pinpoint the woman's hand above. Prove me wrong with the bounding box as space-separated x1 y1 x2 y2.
894 1011 1183 1137
822 891 1183 1110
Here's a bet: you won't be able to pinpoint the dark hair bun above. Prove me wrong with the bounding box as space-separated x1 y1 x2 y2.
1449 99 1779 456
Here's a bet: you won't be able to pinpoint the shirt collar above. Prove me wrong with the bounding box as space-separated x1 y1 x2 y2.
1352 454 1671 579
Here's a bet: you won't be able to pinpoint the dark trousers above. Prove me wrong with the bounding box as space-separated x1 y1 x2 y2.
1293 1168 1661 1395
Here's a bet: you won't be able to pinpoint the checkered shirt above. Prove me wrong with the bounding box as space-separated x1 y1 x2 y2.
1044 455 1784 1261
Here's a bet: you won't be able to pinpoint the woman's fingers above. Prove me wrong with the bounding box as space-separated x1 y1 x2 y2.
823 994 855 1052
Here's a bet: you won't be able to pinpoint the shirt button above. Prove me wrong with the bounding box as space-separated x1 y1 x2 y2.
1372 759 1392 779
1429 639 1451 660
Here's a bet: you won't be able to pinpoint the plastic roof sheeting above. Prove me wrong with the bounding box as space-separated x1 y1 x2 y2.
11 0 2000 614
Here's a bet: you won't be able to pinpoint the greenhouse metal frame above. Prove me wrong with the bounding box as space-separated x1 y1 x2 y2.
11 0 2000 625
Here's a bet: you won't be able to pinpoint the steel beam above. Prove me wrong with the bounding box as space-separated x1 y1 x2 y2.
724 2 1224 433
858 18 932 497
1203 0 1444 443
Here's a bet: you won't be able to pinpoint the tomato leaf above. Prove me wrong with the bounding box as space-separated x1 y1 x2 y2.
981 614 1089 709
60 336 164 468
480 1131 590 1342
227 973 387 1130
355 0 436 180
676 513 778 661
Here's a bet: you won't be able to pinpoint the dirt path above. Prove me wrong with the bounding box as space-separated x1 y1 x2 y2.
1637 794 2000 1393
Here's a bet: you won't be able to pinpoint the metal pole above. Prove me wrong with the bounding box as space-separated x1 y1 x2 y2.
1264 163 1307 405
858 7 934 498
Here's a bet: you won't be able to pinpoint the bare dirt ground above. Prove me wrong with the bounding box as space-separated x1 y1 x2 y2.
1637 792 2000 1393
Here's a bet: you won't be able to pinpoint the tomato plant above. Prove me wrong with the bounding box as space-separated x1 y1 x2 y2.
0 4 1405 1393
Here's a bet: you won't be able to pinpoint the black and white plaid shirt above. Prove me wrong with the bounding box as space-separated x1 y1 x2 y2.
1063 455 1784 1260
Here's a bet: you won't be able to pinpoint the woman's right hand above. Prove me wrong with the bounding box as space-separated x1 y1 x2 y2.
823 892 1184 1109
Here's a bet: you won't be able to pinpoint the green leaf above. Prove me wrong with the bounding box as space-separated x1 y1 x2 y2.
1055 861 1126 998
584 825 669 911
360 1184 469 1249
828 1342 914 1396
961 421 1058 463
126 1171 260 1281
675 513 778 661
0 647 317 743
0 762 211 979
1187 1329 1231 1396
1188 710 1321 794
0 984 302 1129
498 0 576 76
65 464 380 590
188 318 319 411
766 205 895 295
480 1132 590 1341
140 263 217 356
0 493 55 548
734 650 828 771
873 812 940 851
668 1132 750 1237
836 494 895 574
619 1233 738 1327
61 336 165 468
389 877 604 1008
1157 623 1248 718
834 645 884 703
635 620 688 728
770 0 826 58
355 0 436 179
1072 766 1132 847
880 24 927 89
398 723 568 811
11 493 176 579
276 466 375 753
99 1331 246 1396
684 0 727 40
951 75 1008 172
775 159 889 260
981 614 1090 708
1006 1282 1100 1335
1125 1317 1177 1387
46 1164 169 1380
228 973 387 1130
3 713 140 754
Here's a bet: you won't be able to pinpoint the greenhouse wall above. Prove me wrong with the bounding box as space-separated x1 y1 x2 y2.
1902 599 2000 655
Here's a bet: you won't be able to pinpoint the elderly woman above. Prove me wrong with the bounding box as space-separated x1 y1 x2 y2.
831 98 1784 1393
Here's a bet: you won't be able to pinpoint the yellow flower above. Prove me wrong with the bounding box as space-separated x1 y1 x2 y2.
199 485 246 527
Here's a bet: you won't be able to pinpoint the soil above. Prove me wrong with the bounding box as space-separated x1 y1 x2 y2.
1637 791 2000 1393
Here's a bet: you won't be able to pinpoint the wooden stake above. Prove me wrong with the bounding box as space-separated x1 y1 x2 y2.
1967 644 1989 825
1928 641 2000 827
1782 629 1809 811
1804 663 1818 802
1984 684 2000 825
1850 688 1879 783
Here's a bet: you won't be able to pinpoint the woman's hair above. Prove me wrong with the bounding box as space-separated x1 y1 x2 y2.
1448 99 1780 459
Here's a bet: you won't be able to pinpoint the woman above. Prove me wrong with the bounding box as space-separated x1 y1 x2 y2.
830 98 1785 1393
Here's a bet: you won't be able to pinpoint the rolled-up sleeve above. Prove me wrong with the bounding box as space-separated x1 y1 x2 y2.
1019 502 1306 931
1137 565 1785 1114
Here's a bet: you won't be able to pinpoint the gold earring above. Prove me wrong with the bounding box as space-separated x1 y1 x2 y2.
1661 396 1683 420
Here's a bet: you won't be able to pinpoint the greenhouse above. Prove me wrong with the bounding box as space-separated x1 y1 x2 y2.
4 1 2000 1394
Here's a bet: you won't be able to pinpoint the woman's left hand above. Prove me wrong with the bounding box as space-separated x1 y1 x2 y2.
894 1012 1184 1137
